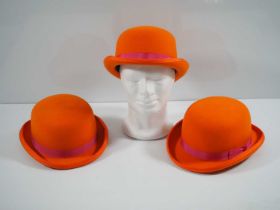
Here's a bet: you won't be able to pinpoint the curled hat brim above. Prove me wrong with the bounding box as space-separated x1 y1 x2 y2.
104 56 189 81
166 120 265 173
19 115 108 170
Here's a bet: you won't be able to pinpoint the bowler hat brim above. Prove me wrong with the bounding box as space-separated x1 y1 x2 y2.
104 56 189 81
167 120 265 173
19 115 108 170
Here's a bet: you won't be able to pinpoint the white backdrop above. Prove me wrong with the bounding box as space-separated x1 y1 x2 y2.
0 0 279 103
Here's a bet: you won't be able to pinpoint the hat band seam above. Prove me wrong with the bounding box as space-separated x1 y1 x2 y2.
31 137 97 158
118 52 171 59
181 138 253 161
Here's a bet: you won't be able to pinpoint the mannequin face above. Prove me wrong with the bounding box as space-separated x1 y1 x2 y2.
120 64 175 113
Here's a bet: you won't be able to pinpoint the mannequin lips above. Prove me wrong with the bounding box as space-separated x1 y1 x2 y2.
136 98 159 106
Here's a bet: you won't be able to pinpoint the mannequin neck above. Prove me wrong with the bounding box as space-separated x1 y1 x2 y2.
122 103 170 140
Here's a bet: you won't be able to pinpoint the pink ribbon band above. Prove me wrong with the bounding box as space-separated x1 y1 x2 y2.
181 138 253 161
118 52 171 60
31 138 96 158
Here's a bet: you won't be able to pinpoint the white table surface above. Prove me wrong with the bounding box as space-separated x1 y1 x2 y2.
0 99 279 210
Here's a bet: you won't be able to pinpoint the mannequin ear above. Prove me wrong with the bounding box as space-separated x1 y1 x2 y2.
169 68 176 80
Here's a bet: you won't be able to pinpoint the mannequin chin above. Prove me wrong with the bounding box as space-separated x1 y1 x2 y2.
120 64 175 140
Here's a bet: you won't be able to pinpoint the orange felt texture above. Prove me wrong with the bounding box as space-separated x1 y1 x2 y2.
182 96 252 153
166 96 265 173
104 26 189 81
19 116 108 170
167 120 264 173
19 94 108 170
31 94 97 150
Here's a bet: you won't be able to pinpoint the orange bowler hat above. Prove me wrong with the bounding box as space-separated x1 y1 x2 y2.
167 96 265 173
19 94 108 169
104 26 189 81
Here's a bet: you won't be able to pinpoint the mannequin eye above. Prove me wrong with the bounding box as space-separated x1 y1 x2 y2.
125 78 141 83
151 78 165 82
153 78 164 81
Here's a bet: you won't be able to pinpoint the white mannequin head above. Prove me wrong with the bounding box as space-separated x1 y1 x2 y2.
120 64 175 140
120 64 175 112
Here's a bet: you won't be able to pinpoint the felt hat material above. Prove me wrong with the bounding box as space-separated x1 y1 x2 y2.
19 94 108 169
104 26 189 81
167 96 265 173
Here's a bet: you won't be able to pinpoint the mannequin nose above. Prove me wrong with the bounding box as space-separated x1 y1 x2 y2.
138 79 154 95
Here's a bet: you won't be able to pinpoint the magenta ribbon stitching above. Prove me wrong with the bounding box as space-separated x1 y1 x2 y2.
31 138 96 158
181 138 253 161
118 52 171 59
